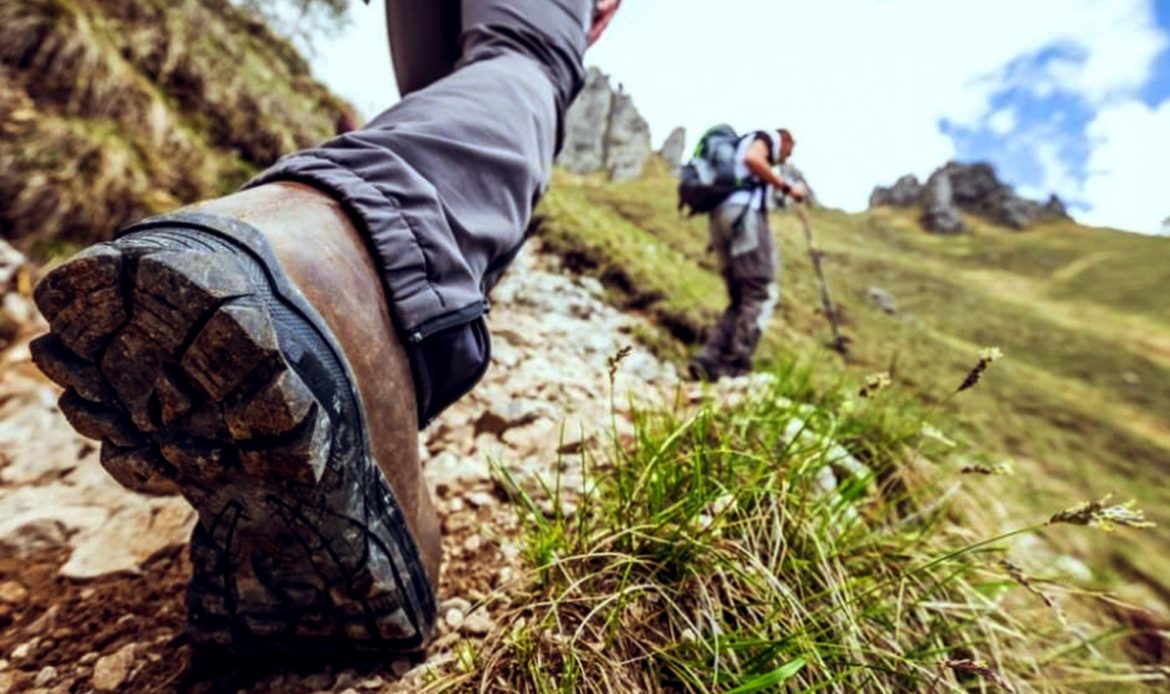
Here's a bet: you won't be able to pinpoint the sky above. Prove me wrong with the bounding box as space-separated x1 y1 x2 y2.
307 0 1170 235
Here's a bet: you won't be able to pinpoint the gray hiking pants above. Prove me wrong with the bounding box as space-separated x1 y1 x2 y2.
248 0 590 425
697 204 779 377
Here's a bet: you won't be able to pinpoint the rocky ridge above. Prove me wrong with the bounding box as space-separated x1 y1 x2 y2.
558 67 654 182
870 161 1070 233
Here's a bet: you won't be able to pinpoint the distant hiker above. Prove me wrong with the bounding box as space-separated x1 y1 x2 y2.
679 126 807 380
31 0 621 654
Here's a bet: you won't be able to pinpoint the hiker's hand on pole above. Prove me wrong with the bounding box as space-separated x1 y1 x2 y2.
789 181 810 204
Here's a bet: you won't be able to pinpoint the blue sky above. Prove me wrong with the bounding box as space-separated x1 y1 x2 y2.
310 0 1170 234
941 2 1170 219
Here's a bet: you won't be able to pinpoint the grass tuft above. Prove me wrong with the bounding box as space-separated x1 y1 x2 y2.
427 359 1158 692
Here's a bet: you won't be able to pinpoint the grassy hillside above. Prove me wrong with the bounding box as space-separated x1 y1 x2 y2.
0 0 350 258
536 159 1170 610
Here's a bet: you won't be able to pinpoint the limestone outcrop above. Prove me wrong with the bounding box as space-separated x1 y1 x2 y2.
558 68 652 182
870 161 1071 233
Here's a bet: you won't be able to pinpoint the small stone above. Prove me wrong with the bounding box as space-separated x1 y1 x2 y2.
391 659 412 678
357 675 386 689
495 566 515 587
11 639 36 661
0 582 27 604
333 670 356 689
91 643 136 691
0 672 15 694
443 511 476 534
27 605 60 635
460 608 495 637
465 491 497 508
78 652 99 666
34 666 57 688
337 689 359 694
440 597 472 614
462 535 483 553
443 607 465 630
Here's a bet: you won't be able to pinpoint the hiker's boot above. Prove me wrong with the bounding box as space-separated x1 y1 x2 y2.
30 182 440 652
687 355 723 383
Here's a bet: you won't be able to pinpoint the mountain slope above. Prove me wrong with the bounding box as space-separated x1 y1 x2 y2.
538 160 1170 607
0 0 350 257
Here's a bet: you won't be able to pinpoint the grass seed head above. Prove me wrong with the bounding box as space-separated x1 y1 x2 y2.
961 462 1014 476
1047 494 1155 531
607 344 633 383
957 346 1004 393
944 659 1017 692
859 371 892 398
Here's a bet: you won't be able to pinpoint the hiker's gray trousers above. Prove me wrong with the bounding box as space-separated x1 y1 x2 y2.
698 204 779 375
248 0 590 425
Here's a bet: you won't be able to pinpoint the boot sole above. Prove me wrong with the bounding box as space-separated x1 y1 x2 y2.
31 213 435 652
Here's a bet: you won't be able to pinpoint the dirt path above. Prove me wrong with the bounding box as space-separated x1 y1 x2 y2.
0 242 693 693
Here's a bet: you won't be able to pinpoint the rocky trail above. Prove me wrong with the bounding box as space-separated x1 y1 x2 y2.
0 241 760 693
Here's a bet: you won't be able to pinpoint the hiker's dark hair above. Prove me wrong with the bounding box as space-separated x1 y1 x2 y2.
778 128 795 146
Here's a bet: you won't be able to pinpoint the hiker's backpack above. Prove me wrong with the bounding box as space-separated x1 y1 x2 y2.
677 124 755 216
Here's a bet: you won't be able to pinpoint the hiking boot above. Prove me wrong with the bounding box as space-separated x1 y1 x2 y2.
30 183 439 652
687 356 723 382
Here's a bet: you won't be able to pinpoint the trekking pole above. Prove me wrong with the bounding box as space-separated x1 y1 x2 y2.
793 203 849 357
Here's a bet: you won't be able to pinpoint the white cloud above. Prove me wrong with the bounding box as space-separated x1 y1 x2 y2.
1081 100 1170 233
988 109 1017 136
1030 141 1084 205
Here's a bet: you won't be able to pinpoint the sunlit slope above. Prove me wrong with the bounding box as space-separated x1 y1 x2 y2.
536 161 1170 600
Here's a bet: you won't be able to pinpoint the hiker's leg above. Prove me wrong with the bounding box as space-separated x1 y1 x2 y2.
695 209 743 378
724 212 778 374
385 1 461 97
251 0 590 422
32 0 592 651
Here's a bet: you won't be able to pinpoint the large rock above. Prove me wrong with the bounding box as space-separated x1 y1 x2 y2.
557 68 652 182
943 161 1039 229
559 68 612 175
920 169 964 234
603 88 651 182
871 161 1071 232
944 161 1001 203
658 127 687 169
943 161 1071 229
869 174 921 208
